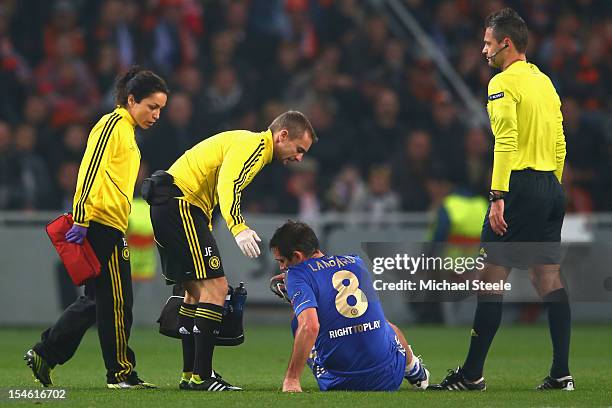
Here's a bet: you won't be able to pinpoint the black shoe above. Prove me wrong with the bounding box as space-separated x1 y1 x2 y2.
536 375 574 391
107 377 157 389
180 370 224 390
429 367 486 391
179 379 191 390
24 349 53 387
188 376 242 391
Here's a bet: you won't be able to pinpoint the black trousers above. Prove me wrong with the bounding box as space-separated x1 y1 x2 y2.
34 221 137 383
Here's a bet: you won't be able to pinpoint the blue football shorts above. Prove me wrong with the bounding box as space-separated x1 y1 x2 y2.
308 325 406 391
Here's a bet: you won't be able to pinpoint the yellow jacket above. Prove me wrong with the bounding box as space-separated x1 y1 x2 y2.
168 129 273 236
73 107 140 233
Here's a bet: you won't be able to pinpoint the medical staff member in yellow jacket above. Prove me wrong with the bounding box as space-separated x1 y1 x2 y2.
147 111 317 391
26 67 168 389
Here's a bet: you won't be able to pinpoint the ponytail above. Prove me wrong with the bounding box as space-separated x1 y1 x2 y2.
114 66 169 107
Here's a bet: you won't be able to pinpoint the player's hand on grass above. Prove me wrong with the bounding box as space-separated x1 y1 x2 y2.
65 224 88 244
235 228 261 258
489 199 507 236
282 377 302 392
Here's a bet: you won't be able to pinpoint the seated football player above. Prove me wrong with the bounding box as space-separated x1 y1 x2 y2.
269 220 430 392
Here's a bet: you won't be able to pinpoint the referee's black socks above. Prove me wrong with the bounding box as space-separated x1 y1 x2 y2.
178 303 197 376
193 303 224 380
544 288 571 378
462 294 503 381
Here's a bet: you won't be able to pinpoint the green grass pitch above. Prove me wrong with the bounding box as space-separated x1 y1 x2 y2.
1 325 610 407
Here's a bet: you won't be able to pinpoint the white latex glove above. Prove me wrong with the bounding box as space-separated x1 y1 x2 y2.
235 229 262 258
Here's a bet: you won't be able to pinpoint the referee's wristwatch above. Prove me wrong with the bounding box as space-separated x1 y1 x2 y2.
488 191 506 202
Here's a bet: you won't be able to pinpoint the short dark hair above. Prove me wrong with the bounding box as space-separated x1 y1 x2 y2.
485 8 528 53
269 220 320 259
269 111 318 143
114 66 169 106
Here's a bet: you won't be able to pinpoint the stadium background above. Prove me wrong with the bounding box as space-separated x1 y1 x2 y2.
0 0 611 404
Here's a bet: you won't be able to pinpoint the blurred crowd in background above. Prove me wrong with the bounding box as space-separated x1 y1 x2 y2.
0 0 610 220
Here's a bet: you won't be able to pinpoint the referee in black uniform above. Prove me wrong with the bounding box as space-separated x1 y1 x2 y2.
432 8 572 391
25 68 168 389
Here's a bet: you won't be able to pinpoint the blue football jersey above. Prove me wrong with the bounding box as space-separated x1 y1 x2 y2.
285 255 398 377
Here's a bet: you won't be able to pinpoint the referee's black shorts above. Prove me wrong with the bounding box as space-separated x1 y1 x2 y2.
480 169 565 268
150 188 225 284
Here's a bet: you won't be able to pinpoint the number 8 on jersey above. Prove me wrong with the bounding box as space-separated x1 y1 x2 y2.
332 270 368 318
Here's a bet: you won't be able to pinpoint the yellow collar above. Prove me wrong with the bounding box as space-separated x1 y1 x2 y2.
505 59 528 72
114 106 136 127
263 129 274 165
